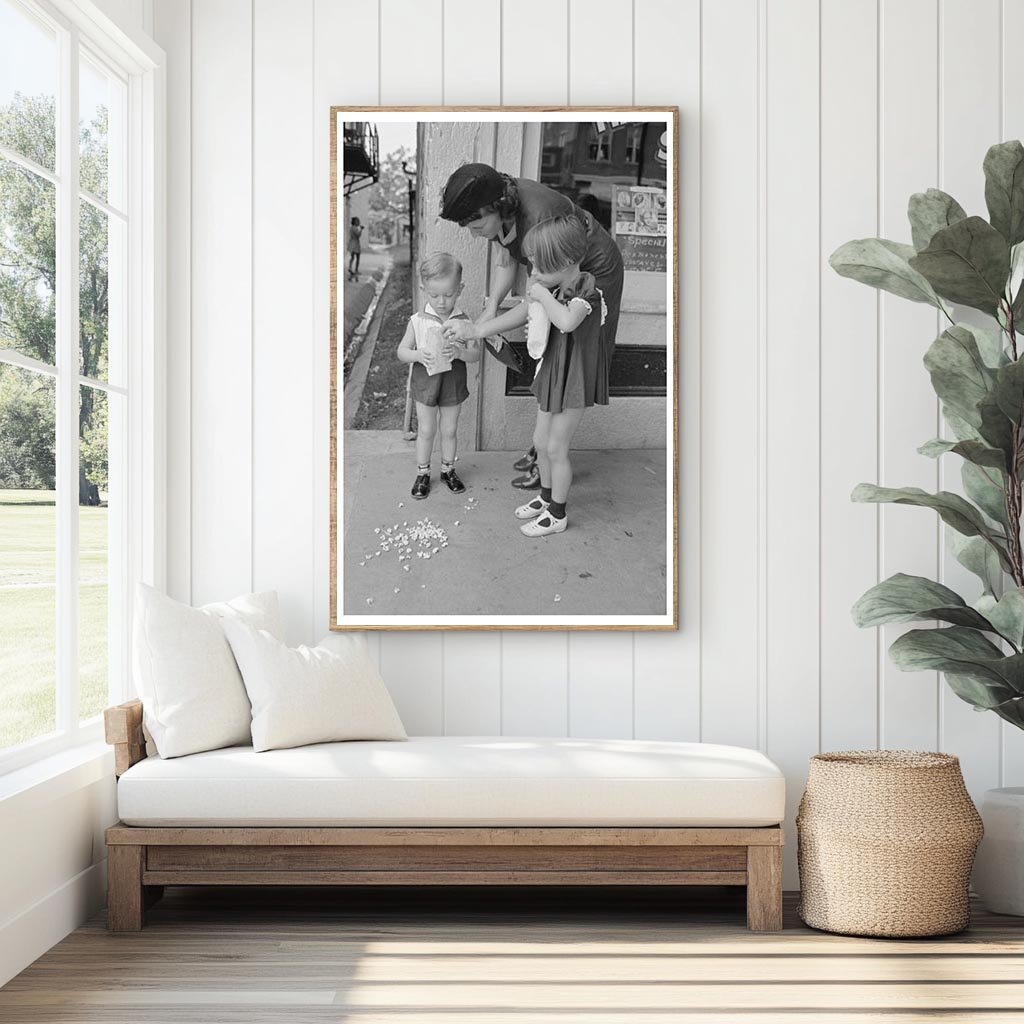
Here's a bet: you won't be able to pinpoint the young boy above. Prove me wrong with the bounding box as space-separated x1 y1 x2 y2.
396 253 480 499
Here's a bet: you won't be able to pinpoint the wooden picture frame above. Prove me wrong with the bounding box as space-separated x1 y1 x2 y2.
330 107 679 631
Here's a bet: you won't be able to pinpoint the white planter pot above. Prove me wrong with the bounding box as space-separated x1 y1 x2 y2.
973 787 1024 916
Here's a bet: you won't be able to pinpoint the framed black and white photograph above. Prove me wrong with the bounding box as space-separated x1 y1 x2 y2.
330 107 678 630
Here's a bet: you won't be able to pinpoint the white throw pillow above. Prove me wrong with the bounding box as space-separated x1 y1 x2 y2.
133 584 283 758
223 622 407 752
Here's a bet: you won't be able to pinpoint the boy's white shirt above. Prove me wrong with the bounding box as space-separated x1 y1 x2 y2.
411 305 470 375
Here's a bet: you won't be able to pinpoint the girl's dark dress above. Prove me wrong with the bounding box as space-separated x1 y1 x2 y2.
531 272 607 413
499 178 624 404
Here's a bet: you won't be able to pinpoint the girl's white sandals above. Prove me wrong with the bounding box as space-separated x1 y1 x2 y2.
520 513 567 537
515 496 549 520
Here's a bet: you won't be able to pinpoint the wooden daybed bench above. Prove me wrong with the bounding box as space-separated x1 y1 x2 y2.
104 699 785 932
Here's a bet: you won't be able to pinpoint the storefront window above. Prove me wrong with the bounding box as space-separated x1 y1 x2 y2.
529 120 670 396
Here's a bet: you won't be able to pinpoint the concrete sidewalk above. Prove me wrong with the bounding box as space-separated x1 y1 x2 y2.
341 441 668 617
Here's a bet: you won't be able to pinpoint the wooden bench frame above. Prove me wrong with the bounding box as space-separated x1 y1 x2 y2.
104 700 784 932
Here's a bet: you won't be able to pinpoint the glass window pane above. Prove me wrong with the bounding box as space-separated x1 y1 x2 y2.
0 158 56 364
80 202 124 383
79 384 112 723
0 362 56 750
79 51 126 209
0 0 57 172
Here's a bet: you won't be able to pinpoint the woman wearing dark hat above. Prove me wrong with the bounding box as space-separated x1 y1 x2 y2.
439 163 624 486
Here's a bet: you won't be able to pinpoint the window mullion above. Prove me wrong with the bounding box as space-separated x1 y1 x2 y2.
55 23 81 735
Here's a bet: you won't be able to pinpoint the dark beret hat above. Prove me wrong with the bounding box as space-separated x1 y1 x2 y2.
440 163 506 222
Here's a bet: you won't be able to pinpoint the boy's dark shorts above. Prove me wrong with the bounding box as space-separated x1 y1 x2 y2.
410 360 469 407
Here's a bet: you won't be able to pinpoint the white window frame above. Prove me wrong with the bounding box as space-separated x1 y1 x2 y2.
0 0 165 776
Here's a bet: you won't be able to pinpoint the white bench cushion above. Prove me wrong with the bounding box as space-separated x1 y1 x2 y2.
117 736 785 828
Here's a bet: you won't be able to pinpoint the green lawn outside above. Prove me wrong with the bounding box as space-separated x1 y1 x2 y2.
0 489 109 751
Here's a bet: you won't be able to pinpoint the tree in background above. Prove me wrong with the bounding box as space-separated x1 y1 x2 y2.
368 146 412 245
0 92 109 503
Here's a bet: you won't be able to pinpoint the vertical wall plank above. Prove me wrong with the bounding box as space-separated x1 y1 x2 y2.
938 0 1002 796
699 0 760 749
1002 0 1024 786
380 633 445 734
377 0 448 726
568 0 632 103
437 0 504 734
632 0 700 742
442 0 501 105
819 0 879 754
444 634 502 734
498 0 572 735
501 0 568 103
562 0 638 735
502 634 569 736
764 0 821 886
153 0 191 604
878 0 940 751
189 0 253 605
252 0 315 645
313 0 379 647
568 634 634 738
381 0 443 104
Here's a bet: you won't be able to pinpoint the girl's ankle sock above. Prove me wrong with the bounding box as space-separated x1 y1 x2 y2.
540 486 552 503
548 500 567 520
417 463 430 475
441 460 454 473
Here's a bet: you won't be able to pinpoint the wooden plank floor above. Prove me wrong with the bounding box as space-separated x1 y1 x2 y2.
3 886 1024 1022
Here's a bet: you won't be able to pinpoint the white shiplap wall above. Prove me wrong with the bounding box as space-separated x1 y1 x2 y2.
153 0 1024 884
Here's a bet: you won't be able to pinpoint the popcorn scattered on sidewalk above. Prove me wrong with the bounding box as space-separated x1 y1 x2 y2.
364 518 452 571
554 594 562 603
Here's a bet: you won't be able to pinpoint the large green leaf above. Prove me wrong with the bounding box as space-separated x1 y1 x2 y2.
968 322 1012 368
977 589 1024 649
984 140 1024 247
923 325 997 428
962 461 1009 528
993 357 1024 423
909 216 1011 315
942 406 983 442
851 483 1010 556
908 188 968 251
977 391 1016 459
852 573 994 630
944 671 1024 715
889 627 1024 701
950 532 1004 596
918 437 1007 470
830 238 943 307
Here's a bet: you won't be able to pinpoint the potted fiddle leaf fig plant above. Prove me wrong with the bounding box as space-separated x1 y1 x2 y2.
831 139 1024 914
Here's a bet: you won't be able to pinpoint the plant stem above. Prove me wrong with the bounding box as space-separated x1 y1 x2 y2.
1006 306 1024 586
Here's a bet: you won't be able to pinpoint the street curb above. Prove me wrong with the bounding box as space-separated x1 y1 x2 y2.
343 254 395 429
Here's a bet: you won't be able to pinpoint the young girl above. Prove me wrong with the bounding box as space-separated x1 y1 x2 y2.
397 253 480 500
513 214 607 537
347 216 363 280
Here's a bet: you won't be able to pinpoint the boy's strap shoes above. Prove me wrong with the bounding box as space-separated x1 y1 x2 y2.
440 469 466 494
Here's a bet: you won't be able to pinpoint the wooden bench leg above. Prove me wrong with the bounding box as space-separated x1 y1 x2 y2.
107 845 145 931
746 845 783 932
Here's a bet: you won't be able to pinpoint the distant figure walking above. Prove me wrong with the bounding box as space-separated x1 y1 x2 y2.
347 216 363 280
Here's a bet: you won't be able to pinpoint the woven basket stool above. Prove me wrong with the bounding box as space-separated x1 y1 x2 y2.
797 751 983 937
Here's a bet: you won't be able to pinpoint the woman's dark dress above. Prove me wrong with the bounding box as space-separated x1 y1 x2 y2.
499 178 624 405
531 272 606 413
